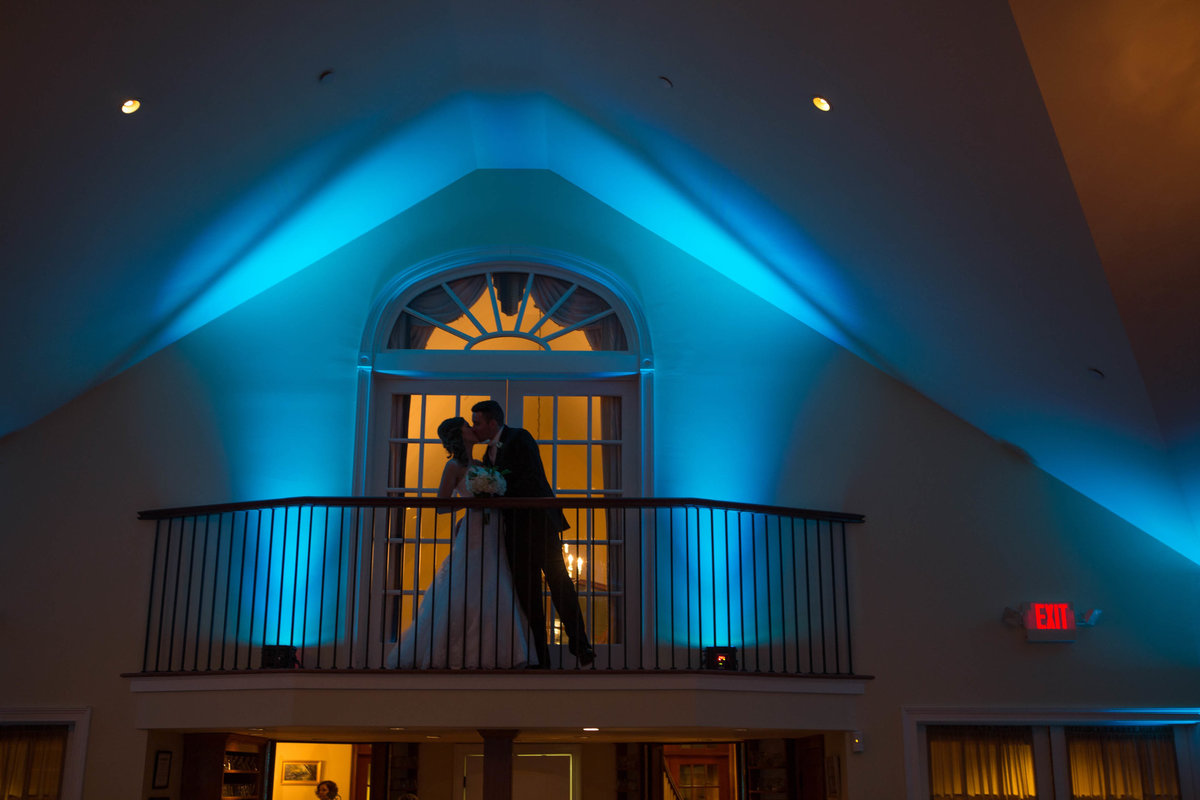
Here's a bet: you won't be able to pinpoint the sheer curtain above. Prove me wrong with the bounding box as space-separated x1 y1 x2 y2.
1067 726 1180 800
928 726 1038 800
0 725 68 800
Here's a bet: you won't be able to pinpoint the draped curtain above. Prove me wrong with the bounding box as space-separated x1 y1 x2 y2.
1067 727 1180 800
928 726 1037 800
528 274 626 351
389 276 489 349
0 725 67 800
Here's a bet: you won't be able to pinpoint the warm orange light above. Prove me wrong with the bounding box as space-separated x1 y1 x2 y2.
121 99 141 114
812 96 831 112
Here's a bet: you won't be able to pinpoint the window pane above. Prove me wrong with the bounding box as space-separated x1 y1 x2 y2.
390 268 627 351
555 445 588 492
927 726 1037 800
0 725 68 800
556 396 590 439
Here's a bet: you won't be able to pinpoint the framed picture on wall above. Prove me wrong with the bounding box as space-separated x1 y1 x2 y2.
152 750 172 789
281 761 322 784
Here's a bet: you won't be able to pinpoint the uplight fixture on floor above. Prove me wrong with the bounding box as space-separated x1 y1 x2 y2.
703 646 738 670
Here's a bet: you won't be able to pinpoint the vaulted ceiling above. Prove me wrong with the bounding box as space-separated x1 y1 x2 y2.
3 1 1198 560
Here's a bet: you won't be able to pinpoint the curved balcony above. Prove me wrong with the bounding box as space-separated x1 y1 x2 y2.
134 497 865 679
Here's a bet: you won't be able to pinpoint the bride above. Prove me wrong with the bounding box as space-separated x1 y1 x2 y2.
387 416 537 669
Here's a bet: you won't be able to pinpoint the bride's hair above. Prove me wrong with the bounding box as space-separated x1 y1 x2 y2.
437 416 470 465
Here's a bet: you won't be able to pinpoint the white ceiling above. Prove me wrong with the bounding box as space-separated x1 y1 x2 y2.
3 1 1197 559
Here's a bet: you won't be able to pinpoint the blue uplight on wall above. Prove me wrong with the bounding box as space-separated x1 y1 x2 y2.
651 506 852 672
230 505 350 650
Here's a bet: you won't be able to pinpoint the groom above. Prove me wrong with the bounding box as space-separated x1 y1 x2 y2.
471 399 595 668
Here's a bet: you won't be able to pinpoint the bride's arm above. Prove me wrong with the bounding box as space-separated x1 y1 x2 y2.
436 460 466 512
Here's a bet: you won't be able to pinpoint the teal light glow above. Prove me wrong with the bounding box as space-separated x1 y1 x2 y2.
233 506 350 649
652 508 849 672
155 100 480 354
152 94 847 366
994 412 1200 565
544 105 850 348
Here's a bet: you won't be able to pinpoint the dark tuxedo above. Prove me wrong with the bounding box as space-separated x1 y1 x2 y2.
489 425 590 666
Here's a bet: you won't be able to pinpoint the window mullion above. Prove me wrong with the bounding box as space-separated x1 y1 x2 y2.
486 273 504 332
542 308 617 343
405 308 475 344
442 281 489 336
515 272 535 332
1048 726 1071 800
528 284 578 336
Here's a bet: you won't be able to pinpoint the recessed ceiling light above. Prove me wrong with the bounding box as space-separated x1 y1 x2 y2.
583 727 600 732
425 735 440 739
121 99 141 114
812 97 831 112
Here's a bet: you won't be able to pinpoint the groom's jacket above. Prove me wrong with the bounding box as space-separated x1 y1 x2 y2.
491 426 569 532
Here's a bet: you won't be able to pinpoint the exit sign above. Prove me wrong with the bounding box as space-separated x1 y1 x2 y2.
1022 602 1076 642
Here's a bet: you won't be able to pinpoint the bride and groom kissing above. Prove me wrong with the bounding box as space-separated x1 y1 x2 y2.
387 399 595 670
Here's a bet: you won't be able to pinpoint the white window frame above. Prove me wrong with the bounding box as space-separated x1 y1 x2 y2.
903 707 1200 800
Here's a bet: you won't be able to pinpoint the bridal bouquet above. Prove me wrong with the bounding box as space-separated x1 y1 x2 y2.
465 465 507 522
466 465 507 497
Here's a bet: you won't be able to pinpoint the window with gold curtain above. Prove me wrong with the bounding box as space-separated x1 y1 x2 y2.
1067 726 1180 800
927 725 1038 800
0 725 68 800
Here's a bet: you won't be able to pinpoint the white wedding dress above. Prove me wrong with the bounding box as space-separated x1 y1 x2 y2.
386 479 537 669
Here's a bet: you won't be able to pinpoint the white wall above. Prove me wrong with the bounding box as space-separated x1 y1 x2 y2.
2 169 1198 800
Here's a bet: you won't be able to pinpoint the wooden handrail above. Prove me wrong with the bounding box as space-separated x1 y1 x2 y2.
138 496 865 523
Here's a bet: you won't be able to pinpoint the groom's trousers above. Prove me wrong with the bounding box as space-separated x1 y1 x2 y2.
502 508 591 667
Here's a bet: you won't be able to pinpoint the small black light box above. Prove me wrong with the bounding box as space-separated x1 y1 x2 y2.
703 646 738 670
260 645 298 669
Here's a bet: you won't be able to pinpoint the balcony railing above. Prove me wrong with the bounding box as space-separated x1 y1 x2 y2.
137 497 864 676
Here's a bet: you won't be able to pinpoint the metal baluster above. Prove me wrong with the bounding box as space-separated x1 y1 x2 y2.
803 518 813 673
775 515 786 673
816 519 827 674
143 518 164 672
179 516 199 671
233 512 249 670
263 507 277 666
285 505 297 656
315 507 329 670
790 517 801 675
205 512 221 671
217 512 233 671
736 511 745 674
839 521 851 675
684 505 692 669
